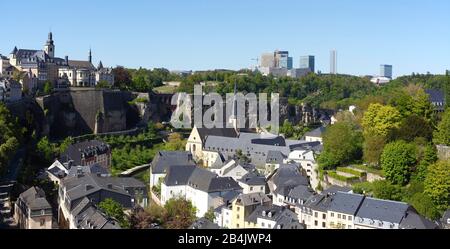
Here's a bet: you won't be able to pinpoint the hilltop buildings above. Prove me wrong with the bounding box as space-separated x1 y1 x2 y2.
2 32 114 95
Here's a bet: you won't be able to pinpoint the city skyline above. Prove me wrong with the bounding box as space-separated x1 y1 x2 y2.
1 0 450 77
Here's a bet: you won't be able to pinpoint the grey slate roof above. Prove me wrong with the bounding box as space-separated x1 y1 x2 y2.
197 127 238 142
68 60 95 70
322 185 352 195
67 164 110 177
60 140 110 166
355 197 409 224
287 185 314 201
425 89 445 103
266 150 286 164
399 209 439 229
304 126 326 138
328 192 364 215
302 193 335 212
246 205 303 229
61 173 146 209
189 217 221 229
165 165 242 193
75 198 121 229
234 192 271 206
270 164 309 188
18 187 52 211
151 151 195 174
237 172 266 186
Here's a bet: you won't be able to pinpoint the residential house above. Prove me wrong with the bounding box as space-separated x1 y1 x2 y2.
265 150 286 176
209 159 255 181
399 209 439 229
58 173 147 229
425 89 446 112
72 197 121 229
161 165 242 217
14 187 53 229
283 185 315 208
47 160 110 184
295 192 335 229
267 163 309 206
149 151 195 188
246 204 304 229
354 197 409 229
303 127 326 143
237 173 267 194
230 193 272 229
327 192 364 229
60 140 111 171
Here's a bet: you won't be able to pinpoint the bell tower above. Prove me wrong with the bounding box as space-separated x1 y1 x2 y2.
44 32 55 58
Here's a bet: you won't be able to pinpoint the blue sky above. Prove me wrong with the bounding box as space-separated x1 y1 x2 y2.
1 0 449 77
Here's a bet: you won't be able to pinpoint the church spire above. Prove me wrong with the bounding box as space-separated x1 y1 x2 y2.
88 48 92 63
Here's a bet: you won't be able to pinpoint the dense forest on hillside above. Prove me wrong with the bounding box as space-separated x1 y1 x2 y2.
112 67 449 112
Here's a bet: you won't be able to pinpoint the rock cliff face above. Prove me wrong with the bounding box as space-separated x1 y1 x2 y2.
36 89 140 138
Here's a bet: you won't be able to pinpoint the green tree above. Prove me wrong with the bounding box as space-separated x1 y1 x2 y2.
363 132 386 167
164 133 186 151
393 115 433 142
95 80 111 89
112 66 132 89
0 104 23 175
280 120 294 138
380 141 417 185
163 198 197 229
414 145 438 182
203 208 216 222
98 198 130 228
235 149 251 164
372 180 404 201
58 136 73 154
318 122 363 169
43 81 53 95
424 160 450 212
362 103 402 138
433 108 450 146
408 192 441 220
36 137 55 163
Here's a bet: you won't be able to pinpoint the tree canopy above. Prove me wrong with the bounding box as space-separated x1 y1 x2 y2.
380 141 417 186
424 160 450 212
433 108 450 146
318 121 363 169
98 198 130 228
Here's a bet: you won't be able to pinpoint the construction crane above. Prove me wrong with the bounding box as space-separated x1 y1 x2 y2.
251 57 260 70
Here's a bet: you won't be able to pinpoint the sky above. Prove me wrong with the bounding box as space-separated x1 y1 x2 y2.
1 0 450 77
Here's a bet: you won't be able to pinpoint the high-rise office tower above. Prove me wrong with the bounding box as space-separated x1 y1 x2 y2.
261 53 275 68
380 64 393 78
330 50 337 74
274 50 293 69
300 55 315 73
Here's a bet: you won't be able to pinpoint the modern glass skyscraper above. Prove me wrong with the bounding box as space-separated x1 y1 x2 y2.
380 64 393 78
300 55 315 73
330 50 337 74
